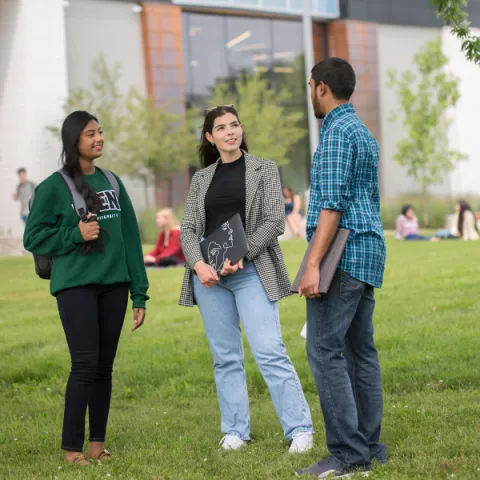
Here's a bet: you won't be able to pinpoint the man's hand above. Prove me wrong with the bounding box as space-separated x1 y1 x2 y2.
132 308 146 332
78 213 100 242
194 261 219 288
220 258 244 276
299 209 342 299
298 264 321 299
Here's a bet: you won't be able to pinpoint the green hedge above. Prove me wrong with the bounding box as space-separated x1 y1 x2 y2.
380 195 480 229
138 196 479 242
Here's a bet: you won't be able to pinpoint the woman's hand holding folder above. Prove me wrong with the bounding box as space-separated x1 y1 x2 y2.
220 258 244 277
194 260 219 288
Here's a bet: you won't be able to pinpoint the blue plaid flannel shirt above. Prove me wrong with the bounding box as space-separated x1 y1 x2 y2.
306 103 386 288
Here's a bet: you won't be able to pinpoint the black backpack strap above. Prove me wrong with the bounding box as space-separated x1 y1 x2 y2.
56 169 87 218
96 167 120 199
30 168 119 217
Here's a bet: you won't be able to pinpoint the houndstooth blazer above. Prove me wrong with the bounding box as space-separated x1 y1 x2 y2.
178 152 292 307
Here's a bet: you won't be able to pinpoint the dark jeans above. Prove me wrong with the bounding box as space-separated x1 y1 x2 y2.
405 234 430 241
405 233 458 241
306 269 385 467
56 283 129 451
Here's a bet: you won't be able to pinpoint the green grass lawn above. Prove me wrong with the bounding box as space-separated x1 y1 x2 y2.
1 238 479 479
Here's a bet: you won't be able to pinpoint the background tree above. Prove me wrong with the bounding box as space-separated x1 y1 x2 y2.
432 0 480 65
208 72 306 168
117 90 197 208
47 54 196 208
387 37 467 226
46 54 125 168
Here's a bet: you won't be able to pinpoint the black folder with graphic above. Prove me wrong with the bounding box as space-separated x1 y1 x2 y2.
200 213 249 273
290 228 350 295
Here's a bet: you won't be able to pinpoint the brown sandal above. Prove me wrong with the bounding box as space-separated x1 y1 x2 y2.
89 449 112 462
65 453 89 466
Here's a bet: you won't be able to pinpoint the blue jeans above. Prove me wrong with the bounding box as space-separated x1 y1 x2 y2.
405 234 430 241
306 269 385 467
193 261 313 441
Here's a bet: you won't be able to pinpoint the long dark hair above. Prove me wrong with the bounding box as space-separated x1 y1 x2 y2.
198 105 248 168
457 200 479 237
61 110 105 254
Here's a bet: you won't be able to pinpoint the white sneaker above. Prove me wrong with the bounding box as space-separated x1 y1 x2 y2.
289 432 313 454
219 434 247 451
300 322 307 339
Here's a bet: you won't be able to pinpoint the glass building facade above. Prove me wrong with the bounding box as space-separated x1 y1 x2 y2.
174 0 339 18
182 12 311 191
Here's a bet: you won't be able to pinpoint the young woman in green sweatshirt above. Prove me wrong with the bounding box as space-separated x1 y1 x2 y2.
23 110 149 466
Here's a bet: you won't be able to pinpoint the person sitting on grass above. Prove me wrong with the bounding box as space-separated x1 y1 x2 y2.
395 204 434 241
451 200 479 241
144 208 186 267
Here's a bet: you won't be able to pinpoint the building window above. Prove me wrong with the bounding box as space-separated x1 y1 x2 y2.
226 16 272 77
183 13 228 99
262 0 288 8
183 12 310 192
173 0 340 17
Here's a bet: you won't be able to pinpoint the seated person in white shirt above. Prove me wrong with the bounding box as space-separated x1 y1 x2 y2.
451 200 479 240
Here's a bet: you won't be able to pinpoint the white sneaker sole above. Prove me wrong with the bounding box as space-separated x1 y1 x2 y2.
334 472 370 479
289 433 314 454
219 437 247 451
289 445 314 454
295 470 370 478
221 444 246 451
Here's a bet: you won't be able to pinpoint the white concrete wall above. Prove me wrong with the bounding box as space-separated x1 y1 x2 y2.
377 24 447 198
442 26 480 197
0 0 68 237
64 0 153 210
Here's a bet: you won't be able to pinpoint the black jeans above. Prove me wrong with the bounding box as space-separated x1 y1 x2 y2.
56 283 129 451
146 256 184 268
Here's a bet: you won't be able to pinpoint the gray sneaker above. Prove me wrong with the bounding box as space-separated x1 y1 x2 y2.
296 456 371 478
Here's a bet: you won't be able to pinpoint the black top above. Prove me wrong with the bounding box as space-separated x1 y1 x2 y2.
204 154 246 238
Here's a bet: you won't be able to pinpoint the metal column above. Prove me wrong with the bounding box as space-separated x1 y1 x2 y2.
302 0 319 160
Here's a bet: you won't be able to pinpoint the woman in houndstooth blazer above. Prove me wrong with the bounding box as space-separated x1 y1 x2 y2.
179 105 313 453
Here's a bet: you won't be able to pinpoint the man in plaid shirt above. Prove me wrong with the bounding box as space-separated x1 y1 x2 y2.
297 58 387 478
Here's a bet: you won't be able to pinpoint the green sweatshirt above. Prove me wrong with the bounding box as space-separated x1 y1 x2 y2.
23 168 149 309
